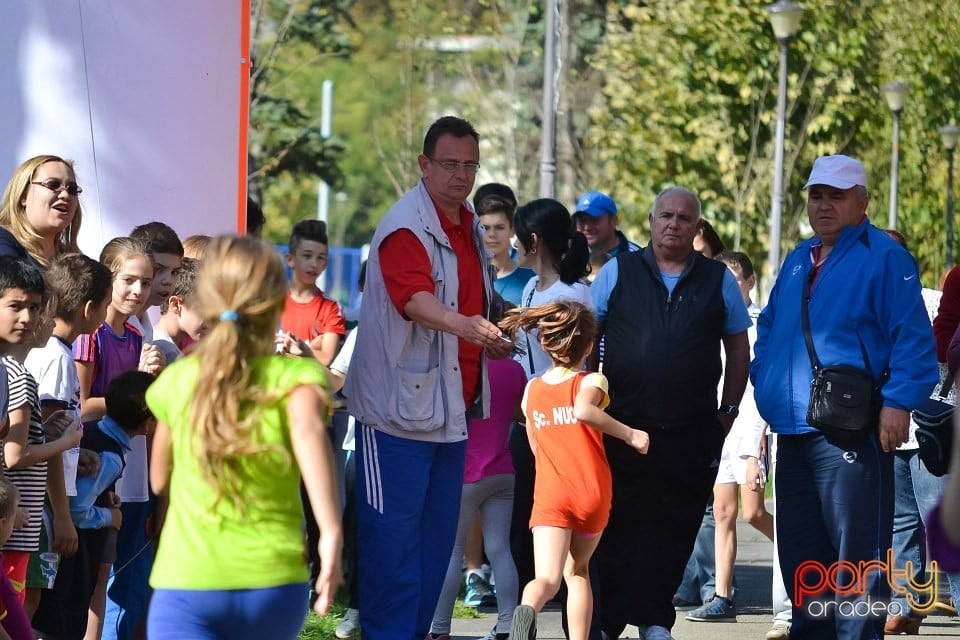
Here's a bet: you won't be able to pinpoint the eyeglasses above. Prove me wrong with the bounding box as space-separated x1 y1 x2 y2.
427 157 480 175
30 179 82 196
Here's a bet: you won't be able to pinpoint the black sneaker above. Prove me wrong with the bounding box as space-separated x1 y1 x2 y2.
510 604 537 640
671 593 700 611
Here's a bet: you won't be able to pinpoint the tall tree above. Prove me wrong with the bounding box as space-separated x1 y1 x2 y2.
248 0 355 240
591 0 957 286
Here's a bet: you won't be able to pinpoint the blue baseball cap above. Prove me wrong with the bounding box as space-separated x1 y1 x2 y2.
575 191 617 217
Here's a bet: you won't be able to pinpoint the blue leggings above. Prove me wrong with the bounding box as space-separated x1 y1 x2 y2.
147 583 309 640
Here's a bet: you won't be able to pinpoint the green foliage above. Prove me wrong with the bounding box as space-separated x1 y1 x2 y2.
251 0 960 286
588 0 960 290
249 0 356 239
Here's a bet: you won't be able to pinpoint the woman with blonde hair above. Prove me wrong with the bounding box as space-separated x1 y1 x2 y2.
146 235 342 639
0 155 83 268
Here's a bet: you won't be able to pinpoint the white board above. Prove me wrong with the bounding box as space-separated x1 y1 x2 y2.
0 1 249 257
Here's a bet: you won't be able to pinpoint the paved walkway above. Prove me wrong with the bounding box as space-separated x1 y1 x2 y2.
450 518 960 639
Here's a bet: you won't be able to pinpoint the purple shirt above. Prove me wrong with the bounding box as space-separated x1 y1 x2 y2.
464 357 526 483
0 554 32 639
927 503 960 572
73 321 143 404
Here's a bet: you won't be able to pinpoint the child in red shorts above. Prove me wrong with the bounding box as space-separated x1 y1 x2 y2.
0 478 32 639
499 300 649 640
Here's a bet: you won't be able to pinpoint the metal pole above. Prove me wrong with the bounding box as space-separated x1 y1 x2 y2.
539 0 558 198
888 109 902 230
317 79 333 224
767 37 790 296
948 147 956 267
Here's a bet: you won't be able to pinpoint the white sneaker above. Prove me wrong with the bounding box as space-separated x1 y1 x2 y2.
643 626 675 640
765 623 790 640
335 608 360 639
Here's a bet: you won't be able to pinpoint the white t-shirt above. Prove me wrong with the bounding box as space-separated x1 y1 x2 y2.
119 313 154 501
25 336 81 496
332 328 357 452
515 277 593 377
152 326 183 365
128 313 154 344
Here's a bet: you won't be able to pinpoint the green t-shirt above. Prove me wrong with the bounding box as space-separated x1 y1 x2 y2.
147 355 328 590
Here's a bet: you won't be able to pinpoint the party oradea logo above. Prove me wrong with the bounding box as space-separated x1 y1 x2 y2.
795 549 939 618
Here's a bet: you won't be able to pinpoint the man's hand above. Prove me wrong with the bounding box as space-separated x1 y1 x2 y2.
878 406 910 452
456 314 506 349
484 337 514 360
717 410 736 436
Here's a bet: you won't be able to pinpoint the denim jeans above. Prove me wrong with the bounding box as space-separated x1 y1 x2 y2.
676 501 716 604
890 448 960 616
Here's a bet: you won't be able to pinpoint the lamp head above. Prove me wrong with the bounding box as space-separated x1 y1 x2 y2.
940 125 960 152
766 1 804 40
883 81 910 113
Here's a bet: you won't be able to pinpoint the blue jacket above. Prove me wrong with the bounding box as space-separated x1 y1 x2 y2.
751 221 937 435
70 416 132 529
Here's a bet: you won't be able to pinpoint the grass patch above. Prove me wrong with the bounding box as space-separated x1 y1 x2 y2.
299 597 481 640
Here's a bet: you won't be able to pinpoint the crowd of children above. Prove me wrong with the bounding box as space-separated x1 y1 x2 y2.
0 155 356 640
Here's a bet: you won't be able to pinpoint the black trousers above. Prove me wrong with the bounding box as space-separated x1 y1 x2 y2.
33 527 110 640
598 423 723 636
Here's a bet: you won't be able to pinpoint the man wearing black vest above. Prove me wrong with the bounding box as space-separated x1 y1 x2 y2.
589 186 751 640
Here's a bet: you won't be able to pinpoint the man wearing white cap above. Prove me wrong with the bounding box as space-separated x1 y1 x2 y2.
573 191 640 257
751 155 937 639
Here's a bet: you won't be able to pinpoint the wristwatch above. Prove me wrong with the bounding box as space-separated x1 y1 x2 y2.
719 404 740 419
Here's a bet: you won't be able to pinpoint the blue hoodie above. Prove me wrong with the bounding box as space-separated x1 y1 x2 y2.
751 221 937 435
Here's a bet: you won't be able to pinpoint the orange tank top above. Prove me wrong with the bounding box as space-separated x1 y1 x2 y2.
524 370 613 532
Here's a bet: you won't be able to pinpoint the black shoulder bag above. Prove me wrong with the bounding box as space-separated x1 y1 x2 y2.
802 273 885 440
913 363 954 476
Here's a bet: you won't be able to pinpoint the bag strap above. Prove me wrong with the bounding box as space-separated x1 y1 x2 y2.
525 285 536 374
800 271 822 373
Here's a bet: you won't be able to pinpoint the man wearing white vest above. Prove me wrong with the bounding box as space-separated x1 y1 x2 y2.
345 115 510 640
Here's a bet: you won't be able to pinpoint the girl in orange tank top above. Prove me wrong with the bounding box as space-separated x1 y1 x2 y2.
499 300 649 640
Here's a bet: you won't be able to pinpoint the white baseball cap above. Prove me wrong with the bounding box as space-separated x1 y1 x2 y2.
803 155 868 190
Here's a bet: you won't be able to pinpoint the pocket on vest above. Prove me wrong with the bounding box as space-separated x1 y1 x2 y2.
392 366 444 432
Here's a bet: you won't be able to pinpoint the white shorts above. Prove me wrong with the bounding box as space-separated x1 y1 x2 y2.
715 434 767 485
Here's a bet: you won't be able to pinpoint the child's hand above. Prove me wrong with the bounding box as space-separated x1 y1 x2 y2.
13 508 28 530
628 429 650 455
312 533 344 616
108 508 123 530
52 515 78 557
42 410 77 439
49 413 83 448
59 422 83 449
139 343 165 374
275 331 314 358
77 449 101 476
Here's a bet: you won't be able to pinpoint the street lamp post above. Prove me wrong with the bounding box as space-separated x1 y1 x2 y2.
940 124 960 268
883 81 910 230
765 1 803 292
539 0 559 198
